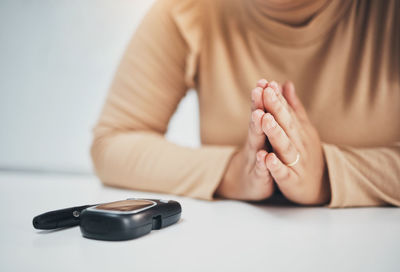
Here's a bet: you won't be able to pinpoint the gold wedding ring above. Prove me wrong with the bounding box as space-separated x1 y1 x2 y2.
286 153 300 167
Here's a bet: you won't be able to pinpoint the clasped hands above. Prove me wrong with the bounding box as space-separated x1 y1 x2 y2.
216 79 331 205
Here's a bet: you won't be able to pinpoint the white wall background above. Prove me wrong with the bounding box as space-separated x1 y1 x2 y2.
0 0 200 174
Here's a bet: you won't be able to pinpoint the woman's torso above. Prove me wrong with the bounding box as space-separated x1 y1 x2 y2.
188 0 400 147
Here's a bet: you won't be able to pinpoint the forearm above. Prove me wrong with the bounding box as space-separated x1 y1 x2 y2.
91 129 238 200
322 142 400 207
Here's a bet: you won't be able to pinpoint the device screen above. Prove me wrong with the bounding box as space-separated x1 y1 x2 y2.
94 200 154 212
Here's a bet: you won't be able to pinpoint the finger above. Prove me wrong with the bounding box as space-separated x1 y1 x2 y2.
265 152 295 186
254 150 270 182
252 150 274 197
263 86 303 148
282 81 309 123
268 81 287 102
251 87 264 111
247 109 266 152
256 78 268 89
270 81 302 127
261 112 300 168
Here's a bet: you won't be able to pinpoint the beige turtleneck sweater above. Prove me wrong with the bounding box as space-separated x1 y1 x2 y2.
91 0 400 207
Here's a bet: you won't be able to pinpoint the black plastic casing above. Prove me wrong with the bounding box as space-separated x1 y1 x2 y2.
79 199 181 241
33 205 92 230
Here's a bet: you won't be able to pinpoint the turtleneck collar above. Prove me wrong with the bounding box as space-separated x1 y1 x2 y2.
253 0 330 26
243 0 352 46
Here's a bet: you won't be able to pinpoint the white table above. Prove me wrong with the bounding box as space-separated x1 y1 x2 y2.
0 171 399 272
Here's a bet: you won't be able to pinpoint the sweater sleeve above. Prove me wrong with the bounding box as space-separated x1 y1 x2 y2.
90 0 238 200
322 142 400 207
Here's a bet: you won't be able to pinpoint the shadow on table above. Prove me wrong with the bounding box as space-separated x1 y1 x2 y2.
255 193 296 206
35 226 76 234
245 190 328 220
248 189 302 207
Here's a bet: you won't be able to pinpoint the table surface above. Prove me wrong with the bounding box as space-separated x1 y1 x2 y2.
0 171 399 272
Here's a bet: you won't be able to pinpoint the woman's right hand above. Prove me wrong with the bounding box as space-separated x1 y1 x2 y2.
215 80 275 201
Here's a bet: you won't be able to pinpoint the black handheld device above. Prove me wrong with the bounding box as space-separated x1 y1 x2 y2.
33 198 181 241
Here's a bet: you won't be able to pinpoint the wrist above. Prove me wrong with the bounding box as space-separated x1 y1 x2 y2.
319 161 331 204
215 150 242 198
312 154 331 205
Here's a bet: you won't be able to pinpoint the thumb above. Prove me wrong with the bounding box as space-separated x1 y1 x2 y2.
282 81 309 123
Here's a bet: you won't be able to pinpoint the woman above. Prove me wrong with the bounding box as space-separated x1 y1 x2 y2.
91 0 400 207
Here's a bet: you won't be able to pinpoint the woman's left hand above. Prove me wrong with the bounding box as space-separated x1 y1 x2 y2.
256 79 331 205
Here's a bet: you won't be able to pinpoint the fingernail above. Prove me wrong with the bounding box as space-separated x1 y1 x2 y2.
271 82 280 94
270 81 278 89
272 154 278 165
251 110 262 123
266 87 277 102
258 79 268 87
252 87 262 102
251 88 256 101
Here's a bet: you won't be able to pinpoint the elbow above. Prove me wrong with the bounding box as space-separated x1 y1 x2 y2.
90 131 114 187
90 134 104 183
90 128 142 189
90 127 155 191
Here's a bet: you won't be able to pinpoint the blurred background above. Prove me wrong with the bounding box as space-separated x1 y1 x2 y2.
0 0 201 175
